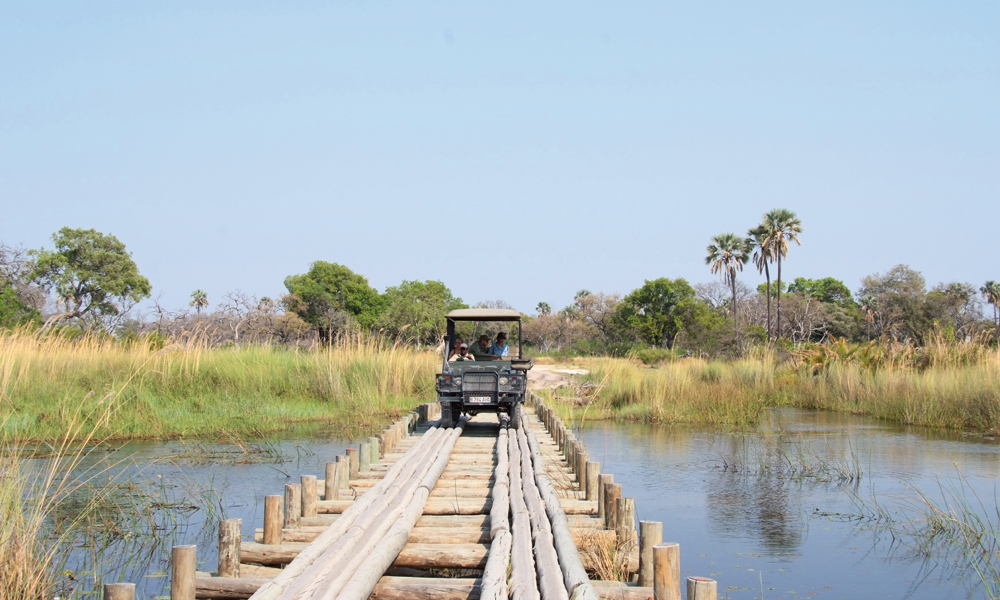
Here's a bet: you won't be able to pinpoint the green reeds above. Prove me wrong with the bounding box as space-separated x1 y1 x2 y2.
550 345 1000 433
0 329 438 441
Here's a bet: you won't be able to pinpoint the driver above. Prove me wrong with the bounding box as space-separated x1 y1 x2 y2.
468 335 497 361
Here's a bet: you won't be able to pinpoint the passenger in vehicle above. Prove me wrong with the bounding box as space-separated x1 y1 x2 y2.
448 337 465 359
490 333 510 358
469 335 497 361
450 343 475 361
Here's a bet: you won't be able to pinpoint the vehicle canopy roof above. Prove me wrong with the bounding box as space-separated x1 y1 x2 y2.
445 308 522 322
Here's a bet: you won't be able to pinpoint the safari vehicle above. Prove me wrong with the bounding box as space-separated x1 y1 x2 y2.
436 309 533 428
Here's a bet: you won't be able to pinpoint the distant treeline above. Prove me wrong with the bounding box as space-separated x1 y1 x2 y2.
2 225 998 356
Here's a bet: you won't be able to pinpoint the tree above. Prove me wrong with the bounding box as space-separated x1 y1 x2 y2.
982 281 1000 342
30 227 152 329
536 302 551 316
283 261 384 341
747 225 775 339
615 278 698 348
379 280 466 347
190 289 209 314
760 209 803 338
787 277 854 305
705 233 750 336
858 264 928 341
0 243 43 328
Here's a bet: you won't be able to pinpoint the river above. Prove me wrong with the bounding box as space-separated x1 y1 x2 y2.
51 409 1000 599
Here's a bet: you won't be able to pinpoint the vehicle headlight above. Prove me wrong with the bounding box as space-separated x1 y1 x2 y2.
499 377 509 386
453 377 462 386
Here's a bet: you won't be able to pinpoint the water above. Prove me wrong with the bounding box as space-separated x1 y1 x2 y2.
578 409 1000 600
49 410 1000 599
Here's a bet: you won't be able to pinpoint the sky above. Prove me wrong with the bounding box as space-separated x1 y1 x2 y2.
2 1 998 315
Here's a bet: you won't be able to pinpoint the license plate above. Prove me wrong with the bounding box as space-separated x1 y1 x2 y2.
467 396 492 404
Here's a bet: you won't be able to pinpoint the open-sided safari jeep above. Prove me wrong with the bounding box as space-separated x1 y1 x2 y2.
435 309 533 428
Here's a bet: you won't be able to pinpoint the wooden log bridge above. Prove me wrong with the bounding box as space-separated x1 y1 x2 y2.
148 395 719 600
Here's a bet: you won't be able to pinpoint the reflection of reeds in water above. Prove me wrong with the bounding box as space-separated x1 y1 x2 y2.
848 468 1000 599
710 434 864 486
0 328 438 440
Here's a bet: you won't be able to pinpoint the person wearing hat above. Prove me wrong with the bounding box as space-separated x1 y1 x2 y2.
448 336 465 359
468 334 498 361
449 342 476 362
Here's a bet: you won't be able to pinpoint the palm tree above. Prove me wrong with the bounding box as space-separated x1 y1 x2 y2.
706 233 751 336
747 225 775 340
859 294 878 341
760 209 802 339
536 302 552 316
190 289 209 314
981 281 1000 342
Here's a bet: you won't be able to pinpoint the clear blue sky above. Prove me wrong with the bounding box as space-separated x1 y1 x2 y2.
2 1 997 314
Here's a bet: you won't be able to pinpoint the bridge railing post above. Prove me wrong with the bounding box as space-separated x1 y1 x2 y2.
169 544 196 600
653 542 680 600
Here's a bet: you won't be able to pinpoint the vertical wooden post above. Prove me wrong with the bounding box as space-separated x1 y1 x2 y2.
604 482 621 530
301 475 318 518
639 521 663 587
170 545 196 600
576 448 588 488
103 583 135 600
368 436 380 463
284 483 301 528
338 455 349 491
586 461 600 501
653 543 680 600
616 497 636 549
359 441 371 472
378 432 388 457
325 462 339 500
218 518 241 578
597 473 614 521
687 577 717 600
263 495 282 544
346 447 359 479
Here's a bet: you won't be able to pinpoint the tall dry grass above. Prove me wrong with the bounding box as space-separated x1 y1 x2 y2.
0 329 439 440
553 344 1000 432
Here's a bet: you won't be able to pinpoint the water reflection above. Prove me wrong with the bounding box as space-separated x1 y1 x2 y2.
578 409 1000 599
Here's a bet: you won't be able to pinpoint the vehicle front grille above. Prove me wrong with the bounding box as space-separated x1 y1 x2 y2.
463 372 498 392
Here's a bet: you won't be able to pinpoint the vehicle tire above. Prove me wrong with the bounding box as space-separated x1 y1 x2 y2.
440 403 455 428
510 405 521 430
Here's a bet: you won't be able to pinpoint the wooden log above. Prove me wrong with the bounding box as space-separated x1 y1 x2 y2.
638 521 662 588
521 408 599 600
586 462 600 501
616 498 637 551
240 541 308 565
218 518 241 578
604 483 621 530
263 496 282 545
359 441 371 472
318 497 489 515
338 454 350 491
597 474 613 521
301 475 318 518
653 543 680 600
372 577 480 600
190 577 653 600
506 424 539 600
368 436 380 463
194 577 271 599
325 462 339 500
170 545 196 600
103 583 135 600
481 424 510 600
576 451 588 492
686 577 717 600
336 420 469 600
283 483 301 528
347 447 359 479
591 581 653 600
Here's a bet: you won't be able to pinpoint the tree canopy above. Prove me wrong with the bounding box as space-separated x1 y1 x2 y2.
31 227 151 327
787 277 854 305
378 280 466 346
615 278 697 348
284 261 385 337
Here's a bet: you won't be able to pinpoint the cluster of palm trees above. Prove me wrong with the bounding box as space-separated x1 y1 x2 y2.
705 208 803 339
982 282 1000 340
